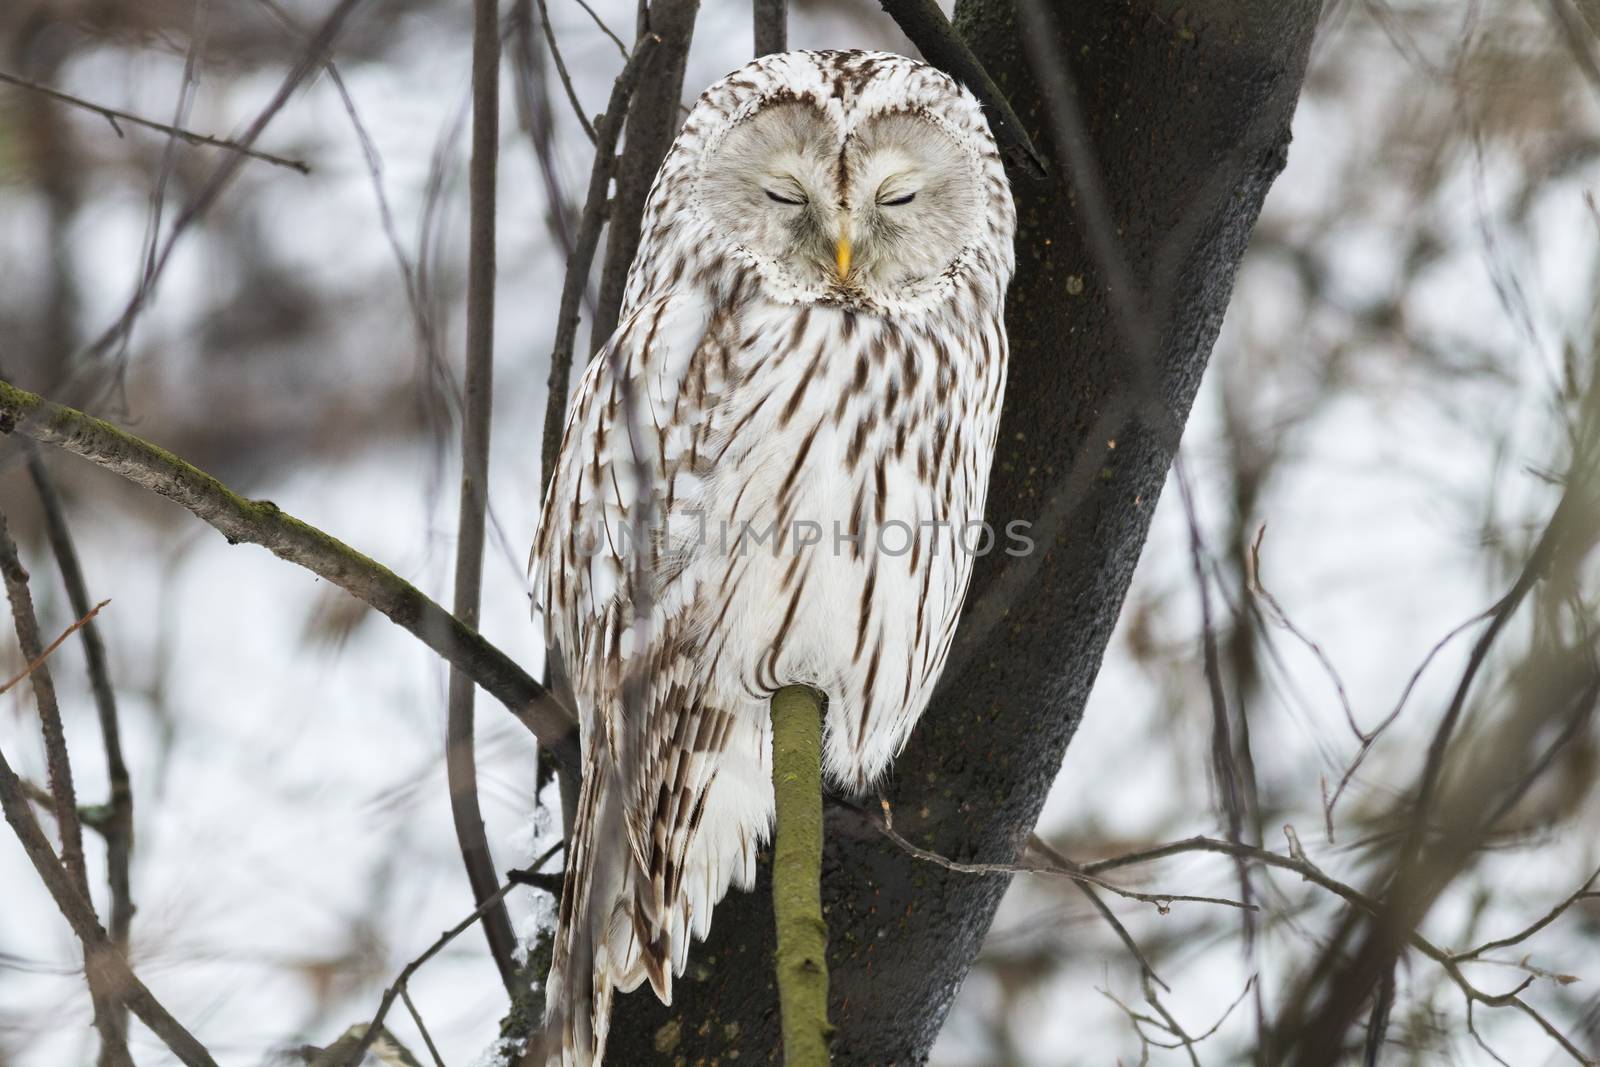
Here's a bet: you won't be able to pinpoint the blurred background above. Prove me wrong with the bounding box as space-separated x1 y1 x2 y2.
1 0 1598 1063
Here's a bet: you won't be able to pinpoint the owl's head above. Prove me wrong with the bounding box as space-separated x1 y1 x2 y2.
669 51 1014 314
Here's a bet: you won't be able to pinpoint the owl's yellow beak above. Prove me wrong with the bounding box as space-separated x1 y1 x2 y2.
835 233 852 279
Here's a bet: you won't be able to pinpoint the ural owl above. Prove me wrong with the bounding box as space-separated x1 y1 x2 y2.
531 49 1015 1065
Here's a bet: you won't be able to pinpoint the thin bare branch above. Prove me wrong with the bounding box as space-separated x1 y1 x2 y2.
0 69 311 173
399 987 447 1067
1029 834 1169 993
573 0 629 57
79 0 368 369
876 798 1256 914
537 0 599 144
335 843 565 1067
1455 866 1600 962
447 0 523 998
0 597 108 697
1077 829 1595 1064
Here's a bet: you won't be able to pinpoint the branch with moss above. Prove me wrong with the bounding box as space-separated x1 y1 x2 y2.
0 379 580 773
770 685 832 1065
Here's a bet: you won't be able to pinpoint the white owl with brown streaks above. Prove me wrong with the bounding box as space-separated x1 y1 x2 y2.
530 48 1015 1065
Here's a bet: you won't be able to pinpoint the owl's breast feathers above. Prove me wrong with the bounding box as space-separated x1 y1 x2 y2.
536 280 1006 772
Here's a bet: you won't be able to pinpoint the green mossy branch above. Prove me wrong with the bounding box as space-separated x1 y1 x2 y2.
0 379 579 772
770 684 832 1065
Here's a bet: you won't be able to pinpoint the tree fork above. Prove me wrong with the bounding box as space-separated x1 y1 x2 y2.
771 684 831 1065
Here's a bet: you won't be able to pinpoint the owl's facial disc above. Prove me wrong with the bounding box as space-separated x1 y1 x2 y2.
699 100 982 306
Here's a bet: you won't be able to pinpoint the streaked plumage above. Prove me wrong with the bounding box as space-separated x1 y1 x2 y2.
530 49 1015 1065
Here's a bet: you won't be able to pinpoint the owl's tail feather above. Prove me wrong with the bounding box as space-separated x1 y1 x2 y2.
542 752 629 1067
541 712 772 1066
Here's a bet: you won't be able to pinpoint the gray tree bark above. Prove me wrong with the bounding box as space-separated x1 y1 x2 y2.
599 1 1323 1061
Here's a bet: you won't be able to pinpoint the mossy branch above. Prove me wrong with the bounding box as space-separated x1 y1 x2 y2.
770 684 831 1065
0 380 579 773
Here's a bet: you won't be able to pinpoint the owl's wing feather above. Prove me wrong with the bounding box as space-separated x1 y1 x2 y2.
534 292 746 1064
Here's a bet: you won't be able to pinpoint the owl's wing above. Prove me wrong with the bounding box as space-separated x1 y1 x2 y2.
533 292 742 1041
532 292 728 672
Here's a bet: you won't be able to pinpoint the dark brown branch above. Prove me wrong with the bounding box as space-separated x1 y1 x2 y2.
0 380 581 774
509 0 583 269
1279 458 1600 1062
587 0 698 354
447 0 523 999
877 0 1045 178
0 69 311 173
540 32 661 490
754 0 786 55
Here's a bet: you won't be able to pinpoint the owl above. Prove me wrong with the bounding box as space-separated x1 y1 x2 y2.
530 49 1015 1065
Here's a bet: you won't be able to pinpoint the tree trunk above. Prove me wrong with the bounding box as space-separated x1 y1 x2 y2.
600 1 1322 1061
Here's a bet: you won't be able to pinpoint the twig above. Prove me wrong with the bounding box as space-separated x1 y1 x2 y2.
1453 866 1600 962
78 0 368 370
754 0 787 55
1175 459 1254 924
250 0 453 440
0 70 311 174
573 0 630 58
536 0 598 144
399 986 447 1067
771 685 831 1065
539 32 661 490
445 0 523 1000
509 0 584 267
1029 835 1168 993
1078 829 1596 1064
0 742 218 1067
336 859 557 1067
875 798 1255 914
0 380 581 773
1246 521 1500 829
875 0 1044 177
0 597 108 697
